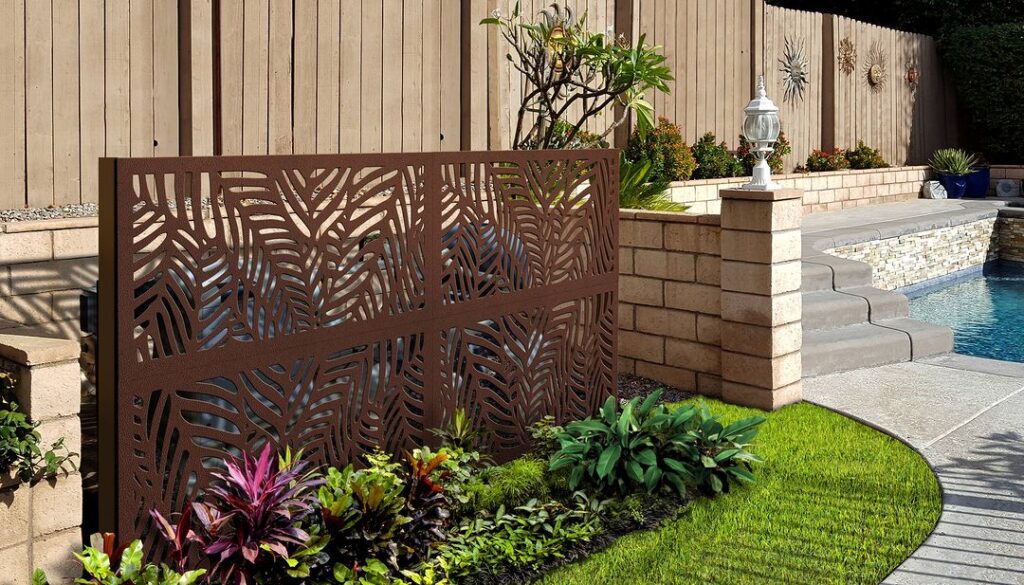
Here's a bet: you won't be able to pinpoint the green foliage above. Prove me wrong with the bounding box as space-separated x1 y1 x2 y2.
929 147 978 175
0 370 77 483
691 133 744 180
737 131 792 175
805 148 850 172
33 539 205 585
529 416 565 460
544 120 611 150
464 458 549 514
429 496 602 579
618 153 686 212
624 117 697 182
550 391 765 496
846 141 889 170
483 3 672 149
430 408 485 452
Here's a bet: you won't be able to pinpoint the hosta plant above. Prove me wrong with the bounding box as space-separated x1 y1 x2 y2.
32 538 205 585
674 401 766 495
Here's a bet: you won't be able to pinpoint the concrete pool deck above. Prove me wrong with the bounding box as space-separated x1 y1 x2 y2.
805 355 1024 585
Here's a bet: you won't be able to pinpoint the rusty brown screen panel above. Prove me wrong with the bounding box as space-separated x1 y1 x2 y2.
98 150 619 545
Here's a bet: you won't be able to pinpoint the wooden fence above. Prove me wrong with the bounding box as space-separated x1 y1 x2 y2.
0 0 958 209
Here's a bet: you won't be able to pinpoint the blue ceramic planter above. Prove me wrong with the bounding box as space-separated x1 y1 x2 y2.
964 167 991 198
938 174 969 199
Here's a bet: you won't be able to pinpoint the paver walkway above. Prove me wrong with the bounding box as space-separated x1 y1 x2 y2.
805 354 1024 585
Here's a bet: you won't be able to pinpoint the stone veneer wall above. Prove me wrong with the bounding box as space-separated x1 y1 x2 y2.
668 166 929 215
0 333 84 583
998 215 1024 263
826 218 1000 290
0 218 98 340
618 211 723 397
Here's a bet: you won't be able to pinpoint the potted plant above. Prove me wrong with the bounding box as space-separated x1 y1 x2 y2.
929 148 978 199
965 154 991 198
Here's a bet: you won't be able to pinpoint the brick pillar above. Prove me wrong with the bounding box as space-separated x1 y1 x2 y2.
718 189 803 410
0 333 83 583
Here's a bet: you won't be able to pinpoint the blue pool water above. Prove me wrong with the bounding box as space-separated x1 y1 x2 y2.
908 261 1024 363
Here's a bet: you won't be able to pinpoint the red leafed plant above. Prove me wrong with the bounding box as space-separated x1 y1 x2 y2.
152 443 322 585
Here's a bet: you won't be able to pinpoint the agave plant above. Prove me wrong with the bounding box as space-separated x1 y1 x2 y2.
618 152 686 212
153 443 322 585
929 148 978 176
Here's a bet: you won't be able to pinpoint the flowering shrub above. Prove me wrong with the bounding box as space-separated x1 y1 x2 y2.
805 147 850 172
624 117 697 182
845 141 889 169
737 131 792 175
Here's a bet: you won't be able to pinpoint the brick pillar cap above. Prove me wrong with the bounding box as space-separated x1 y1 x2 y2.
720 188 803 202
0 332 79 366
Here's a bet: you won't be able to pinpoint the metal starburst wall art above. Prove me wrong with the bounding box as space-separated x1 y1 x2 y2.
865 41 888 93
838 37 857 76
779 36 809 103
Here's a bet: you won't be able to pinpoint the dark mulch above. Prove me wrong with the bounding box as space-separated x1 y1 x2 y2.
617 373 694 404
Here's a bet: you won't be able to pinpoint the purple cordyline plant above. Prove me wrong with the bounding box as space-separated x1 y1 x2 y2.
152 443 322 585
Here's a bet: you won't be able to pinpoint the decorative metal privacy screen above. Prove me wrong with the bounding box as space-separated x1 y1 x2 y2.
98 150 618 543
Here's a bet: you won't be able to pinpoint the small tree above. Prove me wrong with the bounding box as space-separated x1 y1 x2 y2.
482 3 673 150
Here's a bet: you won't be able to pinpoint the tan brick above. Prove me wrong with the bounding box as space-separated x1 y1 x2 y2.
721 380 801 410
721 229 801 264
664 223 720 254
0 231 52 265
15 361 81 420
721 291 801 326
696 255 720 285
619 303 635 330
31 474 82 538
721 198 801 232
618 357 636 375
634 249 696 281
665 282 720 314
721 260 801 295
0 486 30 549
619 331 664 363
36 416 81 460
31 528 83 584
4 257 98 296
722 351 801 389
0 333 79 366
636 306 697 340
665 339 720 374
620 220 662 249
697 373 723 397
52 227 99 260
619 248 634 275
620 275 663 306
696 314 721 345
635 362 696 391
0 543 30 585
0 293 53 325
721 321 801 358
50 289 82 321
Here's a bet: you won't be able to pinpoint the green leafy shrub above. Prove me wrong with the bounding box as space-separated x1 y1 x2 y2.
846 141 889 169
550 391 765 496
464 457 549 513
805 148 850 172
0 370 77 483
737 131 792 175
618 152 686 212
929 147 978 175
943 24 1024 163
624 117 697 182
33 538 205 585
691 133 744 179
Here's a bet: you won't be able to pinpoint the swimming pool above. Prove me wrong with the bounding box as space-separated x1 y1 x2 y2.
907 261 1024 363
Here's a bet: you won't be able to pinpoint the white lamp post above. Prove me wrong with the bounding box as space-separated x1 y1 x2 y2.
742 76 782 190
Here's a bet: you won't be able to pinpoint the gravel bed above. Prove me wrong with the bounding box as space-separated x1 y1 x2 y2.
617 373 694 403
0 203 98 223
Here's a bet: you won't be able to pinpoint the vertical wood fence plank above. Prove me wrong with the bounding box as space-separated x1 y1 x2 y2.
53 0 81 204
268 0 292 154
361 0 382 153
243 0 269 155
293 0 317 154
80 0 105 202
218 0 243 155
129 0 154 158
25 0 53 207
403 0 423 152
0 0 25 209
316 0 339 153
339 0 360 153
440 0 459 151
153 0 179 158
421 0 441 152
187 0 215 156
381 0 402 152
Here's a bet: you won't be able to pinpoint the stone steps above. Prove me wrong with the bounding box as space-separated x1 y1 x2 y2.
801 254 953 376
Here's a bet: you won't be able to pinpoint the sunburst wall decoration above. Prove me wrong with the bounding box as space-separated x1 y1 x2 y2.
838 37 857 76
906 64 920 91
779 36 809 103
865 42 888 93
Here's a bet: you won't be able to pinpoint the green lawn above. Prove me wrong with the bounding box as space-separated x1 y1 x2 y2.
540 400 941 585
